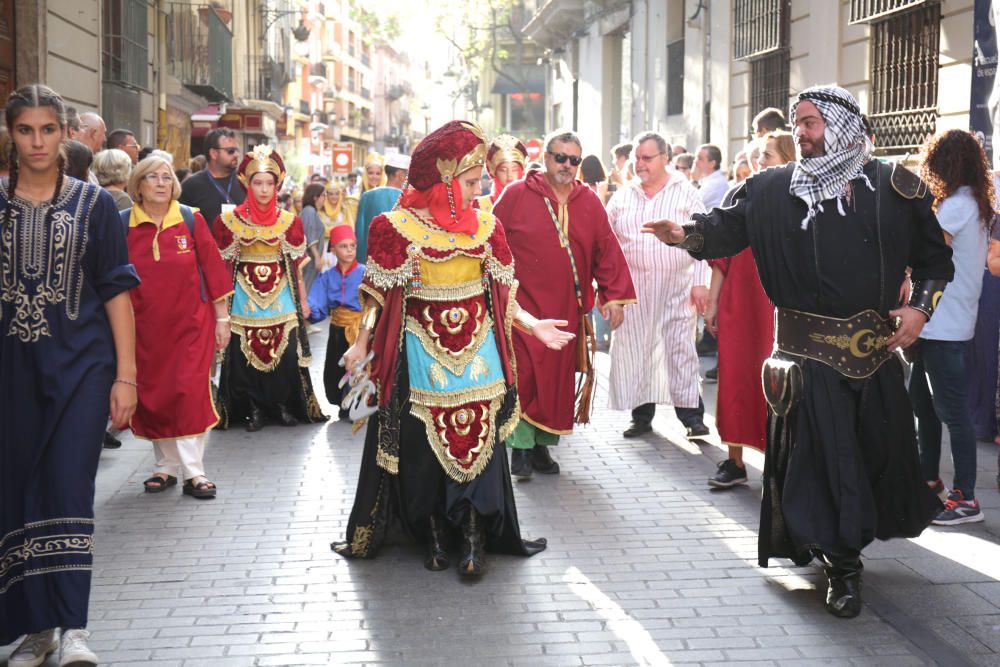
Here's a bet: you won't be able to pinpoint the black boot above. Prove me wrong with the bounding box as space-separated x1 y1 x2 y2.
458 509 485 578
823 556 863 619
246 404 265 432
424 515 450 571
277 404 298 427
510 449 533 479
528 445 560 474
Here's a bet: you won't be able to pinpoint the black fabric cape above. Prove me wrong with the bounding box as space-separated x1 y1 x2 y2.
688 160 954 566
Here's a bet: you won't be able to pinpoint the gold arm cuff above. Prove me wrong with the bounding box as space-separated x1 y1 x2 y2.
360 302 380 331
513 306 540 334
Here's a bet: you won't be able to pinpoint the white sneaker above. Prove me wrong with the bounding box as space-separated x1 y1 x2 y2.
9 629 58 667
58 628 98 666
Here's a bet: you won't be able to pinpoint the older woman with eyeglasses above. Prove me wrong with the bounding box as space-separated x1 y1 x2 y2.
124 156 234 499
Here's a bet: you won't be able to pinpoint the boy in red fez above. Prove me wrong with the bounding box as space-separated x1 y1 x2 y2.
307 225 365 417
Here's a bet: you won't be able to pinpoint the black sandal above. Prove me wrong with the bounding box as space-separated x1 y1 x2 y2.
183 478 217 499
143 474 177 493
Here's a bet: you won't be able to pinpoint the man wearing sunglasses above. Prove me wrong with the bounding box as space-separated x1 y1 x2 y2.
494 129 636 479
180 127 246 225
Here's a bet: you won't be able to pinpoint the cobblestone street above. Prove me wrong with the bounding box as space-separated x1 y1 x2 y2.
4 340 1000 666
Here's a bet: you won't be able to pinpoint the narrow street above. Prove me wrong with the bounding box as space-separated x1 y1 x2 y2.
4 331 1000 667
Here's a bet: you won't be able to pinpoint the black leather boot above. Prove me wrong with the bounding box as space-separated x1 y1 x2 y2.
510 449 533 479
424 515 450 572
277 404 298 427
528 445 560 474
246 404 265 432
458 509 485 578
823 556 863 618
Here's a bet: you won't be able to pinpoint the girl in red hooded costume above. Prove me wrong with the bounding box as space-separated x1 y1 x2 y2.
473 134 527 214
212 145 326 431
333 121 573 577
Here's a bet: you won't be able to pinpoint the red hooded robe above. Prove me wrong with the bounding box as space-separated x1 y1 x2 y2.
494 169 636 434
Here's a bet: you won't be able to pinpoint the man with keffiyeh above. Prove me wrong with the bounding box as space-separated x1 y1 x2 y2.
644 85 954 619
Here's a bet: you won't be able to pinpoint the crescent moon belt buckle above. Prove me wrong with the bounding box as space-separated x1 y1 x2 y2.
775 308 894 380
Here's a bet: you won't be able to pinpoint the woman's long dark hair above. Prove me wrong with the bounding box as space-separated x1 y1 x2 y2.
3 84 68 227
921 129 995 230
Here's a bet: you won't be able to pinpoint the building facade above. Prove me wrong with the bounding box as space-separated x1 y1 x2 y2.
529 0 976 170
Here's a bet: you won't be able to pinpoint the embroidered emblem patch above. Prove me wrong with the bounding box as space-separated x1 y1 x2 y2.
176 235 191 252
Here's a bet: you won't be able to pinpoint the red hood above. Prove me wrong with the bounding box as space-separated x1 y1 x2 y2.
523 169 588 204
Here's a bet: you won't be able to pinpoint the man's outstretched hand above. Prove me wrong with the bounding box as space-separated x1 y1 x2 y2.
641 219 686 245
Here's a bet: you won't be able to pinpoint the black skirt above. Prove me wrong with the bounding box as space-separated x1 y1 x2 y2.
759 358 942 566
332 355 545 560
216 327 326 428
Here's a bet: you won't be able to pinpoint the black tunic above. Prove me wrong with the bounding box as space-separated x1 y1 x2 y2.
689 161 954 565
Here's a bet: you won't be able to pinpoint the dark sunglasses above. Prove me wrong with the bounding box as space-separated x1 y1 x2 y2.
548 151 582 167
214 146 239 155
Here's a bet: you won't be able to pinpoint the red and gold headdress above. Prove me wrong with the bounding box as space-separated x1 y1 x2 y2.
238 144 286 189
398 120 488 235
485 134 528 177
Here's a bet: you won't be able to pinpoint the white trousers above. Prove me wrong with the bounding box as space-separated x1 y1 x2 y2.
153 435 206 481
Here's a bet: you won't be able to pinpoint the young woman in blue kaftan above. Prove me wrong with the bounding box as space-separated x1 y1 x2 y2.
0 85 139 666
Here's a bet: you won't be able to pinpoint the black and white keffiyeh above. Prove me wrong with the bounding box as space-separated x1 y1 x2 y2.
789 85 874 229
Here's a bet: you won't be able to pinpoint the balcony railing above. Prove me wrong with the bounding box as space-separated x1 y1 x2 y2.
244 55 286 104
165 3 233 102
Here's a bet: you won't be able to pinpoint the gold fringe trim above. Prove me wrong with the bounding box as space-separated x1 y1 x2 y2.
364 262 411 290
408 278 485 302
409 379 507 409
376 448 399 474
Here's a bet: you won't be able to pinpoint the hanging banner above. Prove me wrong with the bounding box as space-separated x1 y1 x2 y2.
971 0 1000 166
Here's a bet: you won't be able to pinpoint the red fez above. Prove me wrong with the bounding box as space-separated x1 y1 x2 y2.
328 224 356 246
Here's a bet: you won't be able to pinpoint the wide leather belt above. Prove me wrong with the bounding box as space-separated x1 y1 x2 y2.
775 308 894 379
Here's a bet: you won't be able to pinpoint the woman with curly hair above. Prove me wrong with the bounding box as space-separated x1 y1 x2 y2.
913 128 994 525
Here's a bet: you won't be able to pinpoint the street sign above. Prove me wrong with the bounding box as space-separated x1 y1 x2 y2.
332 142 354 174
526 138 543 161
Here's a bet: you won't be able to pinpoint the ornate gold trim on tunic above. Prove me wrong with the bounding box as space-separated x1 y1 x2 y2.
232 320 299 372
389 208 495 251
0 180 94 343
404 314 493 376
409 395 504 483
0 517 96 594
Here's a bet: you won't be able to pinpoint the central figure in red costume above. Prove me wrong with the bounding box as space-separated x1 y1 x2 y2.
333 120 574 578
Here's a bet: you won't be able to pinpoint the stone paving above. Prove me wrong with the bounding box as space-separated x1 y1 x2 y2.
4 337 1000 666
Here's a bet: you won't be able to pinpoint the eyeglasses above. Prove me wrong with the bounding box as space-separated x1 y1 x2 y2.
548 152 582 167
634 152 664 163
143 173 174 184
124 142 140 150
214 146 240 155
